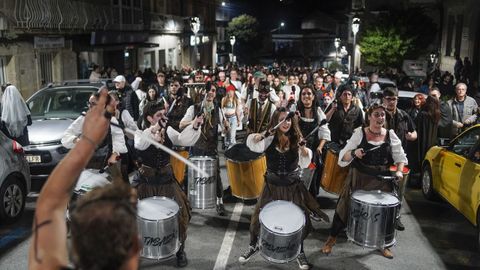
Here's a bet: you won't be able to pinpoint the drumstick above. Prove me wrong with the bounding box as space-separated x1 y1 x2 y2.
303 119 328 140
262 111 296 139
81 113 208 178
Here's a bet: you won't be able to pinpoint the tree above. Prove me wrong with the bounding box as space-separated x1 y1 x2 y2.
226 14 259 64
359 27 413 69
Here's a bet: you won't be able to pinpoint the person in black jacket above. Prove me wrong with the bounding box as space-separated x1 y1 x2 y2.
114 75 140 121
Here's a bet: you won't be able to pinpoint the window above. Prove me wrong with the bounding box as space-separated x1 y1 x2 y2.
451 127 480 157
445 15 454 56
39 52 55 85
0 56 6 86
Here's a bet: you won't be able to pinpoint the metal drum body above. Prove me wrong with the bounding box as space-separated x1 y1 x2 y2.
225 144 266 199
259 200 305 263
188 156 216 209
170 148 189 185
320 148 349 194
137 197 180 260
299 167 315 190
347 190 399 249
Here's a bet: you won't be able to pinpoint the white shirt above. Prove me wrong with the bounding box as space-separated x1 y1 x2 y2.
180 104 225 131
245 134 312 169
61 115 127 154
338 127 408 168
120 110 138 139
134 124 201 151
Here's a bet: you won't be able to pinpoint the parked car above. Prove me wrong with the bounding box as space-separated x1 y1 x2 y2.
368 90 427 111
0 130 31 223
24 81 107 191
422 124 480 249
351 76 397 90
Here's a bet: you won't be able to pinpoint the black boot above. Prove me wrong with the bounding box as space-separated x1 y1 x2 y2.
176 243 188 267
395 217 405 231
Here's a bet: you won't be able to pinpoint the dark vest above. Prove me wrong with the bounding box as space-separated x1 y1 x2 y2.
265 138 299 175
248 99 273 134
86 127 112 169
137 129 173 169
352 128 394 176
168 96 193 131
298 110 320 150
191 103 219 155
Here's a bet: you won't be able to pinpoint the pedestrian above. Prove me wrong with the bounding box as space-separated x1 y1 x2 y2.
114 75 140 121
447 82 478 136
0 85 32 146
416 96 440 165
221 85 241 149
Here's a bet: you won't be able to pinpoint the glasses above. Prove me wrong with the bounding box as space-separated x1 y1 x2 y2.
372 112 386 118
384 97 398 102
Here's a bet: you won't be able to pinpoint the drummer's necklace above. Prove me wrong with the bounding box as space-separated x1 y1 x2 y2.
367 127 382 137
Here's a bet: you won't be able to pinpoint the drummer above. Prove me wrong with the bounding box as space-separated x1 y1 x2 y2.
296 85 330 196
134 101 203 267
320 103 407 259
239 107 329 270
166 77 193 131
179 81 228 216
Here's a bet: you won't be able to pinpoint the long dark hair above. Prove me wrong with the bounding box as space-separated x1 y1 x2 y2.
267 107 302 150
422 96 440 123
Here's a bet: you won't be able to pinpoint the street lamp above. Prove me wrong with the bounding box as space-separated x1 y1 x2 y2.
271 22 285 33
334 38 340 63
229 36 236 63
190 17 201 67
351 17 360 74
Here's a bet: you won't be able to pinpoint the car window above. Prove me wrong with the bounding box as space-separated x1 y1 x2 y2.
450 127 480 157
28 88 95 119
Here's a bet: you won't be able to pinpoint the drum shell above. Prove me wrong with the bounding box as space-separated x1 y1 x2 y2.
347 191 399 249
259 201 304 263
320 148 349 194
170 150 189 185
137 197 180 260
299 167 315 190
226 155 266 200
188 156 217 209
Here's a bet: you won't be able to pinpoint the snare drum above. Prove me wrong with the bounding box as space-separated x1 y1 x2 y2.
389 165 410 200
347 190 399 249
259 200 305 263
188 156 217 209
225 144 266 200
67 169 110 221
320 148 349 194
170 147 189 185
137 197 180 260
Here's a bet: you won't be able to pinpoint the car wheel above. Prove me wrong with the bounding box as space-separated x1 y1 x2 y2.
0 176 26 223
422 163 437 200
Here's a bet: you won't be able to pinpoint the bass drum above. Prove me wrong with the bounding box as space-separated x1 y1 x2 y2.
347 190 399 249
170 146 189 185
225 144 266 200
320 147 349 195
259 200 305 263
137 196 180 260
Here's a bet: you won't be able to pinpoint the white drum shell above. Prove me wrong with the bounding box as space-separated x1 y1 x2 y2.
259 200 305 263
347 190 399 249
137 197 180 260
188 156 217 209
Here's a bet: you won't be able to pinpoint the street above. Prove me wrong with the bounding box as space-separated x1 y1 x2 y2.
0 147 479 270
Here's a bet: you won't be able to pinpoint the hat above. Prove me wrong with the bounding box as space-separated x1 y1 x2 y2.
256 81 270 93
113 75 126 83
226 84 236 92
253 71 266 79
383 87 398 97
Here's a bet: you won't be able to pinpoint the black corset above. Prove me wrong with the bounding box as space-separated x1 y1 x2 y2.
266 140 299 174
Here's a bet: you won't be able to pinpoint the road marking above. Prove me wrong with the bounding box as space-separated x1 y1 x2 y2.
213 202 243 270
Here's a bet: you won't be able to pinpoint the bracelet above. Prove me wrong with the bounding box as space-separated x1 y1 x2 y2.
350 149 356 158
80 134 98 148
193 125 199 130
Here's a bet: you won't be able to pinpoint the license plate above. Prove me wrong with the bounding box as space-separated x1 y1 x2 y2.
26 155 41 163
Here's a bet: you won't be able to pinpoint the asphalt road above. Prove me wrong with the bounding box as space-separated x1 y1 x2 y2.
0 148 479 269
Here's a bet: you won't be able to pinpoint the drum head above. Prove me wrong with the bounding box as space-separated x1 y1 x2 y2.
259 200 305 234
75 169 110 192
137 197 180 221
352 190 399 206
224 143 262 162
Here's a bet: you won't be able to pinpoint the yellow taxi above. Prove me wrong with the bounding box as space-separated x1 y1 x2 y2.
422 124 480 249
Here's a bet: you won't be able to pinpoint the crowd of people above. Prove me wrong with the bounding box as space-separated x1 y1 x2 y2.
25 61 480 270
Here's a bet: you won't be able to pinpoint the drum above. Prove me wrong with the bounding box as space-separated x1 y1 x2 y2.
259 200 305 263
225 144 266 200
137 197 180 260
170 147 189 185
299 166 315 190
67 169 110 221
188 156 217 209
320 148 349 194
389 165 410 201
347 190 399 249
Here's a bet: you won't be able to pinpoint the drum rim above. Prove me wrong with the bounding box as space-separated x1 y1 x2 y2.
347 235 396 249
189 155 217 161
225 154 265 164
137 196 180 221
351 190 400 207
259 245 301 264
260 221 304 236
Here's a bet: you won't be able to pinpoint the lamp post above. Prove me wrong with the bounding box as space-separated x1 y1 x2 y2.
190 17 200 67
229 36 236 63
334 38 340 64
351 17 360 75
